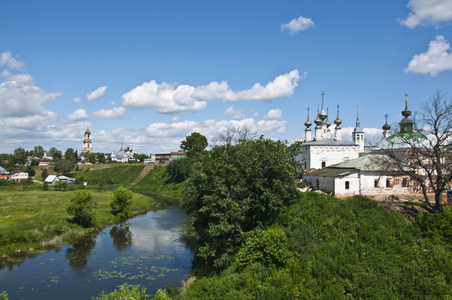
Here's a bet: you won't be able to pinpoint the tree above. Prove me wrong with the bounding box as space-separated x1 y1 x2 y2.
67 190 97 227
96 153 106 164
48 147 62 159
13 148 26 164
88 153 97 164
41 168 48 180
383 91 452 212
64 148 77 164
180 132 208 158
111 187 133 219
182 137 299 268
25 165 36 176
212 125 258 146
33 146 44 158
54 159 74 175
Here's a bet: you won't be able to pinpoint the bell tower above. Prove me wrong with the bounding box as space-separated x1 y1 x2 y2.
82 125 93 155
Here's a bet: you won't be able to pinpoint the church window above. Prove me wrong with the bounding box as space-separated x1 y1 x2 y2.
316 180 319 188
374 180 379 188
321 161 326 168
345 181 350 190
402 179 408 187
386 179 391 188
304 162 307 169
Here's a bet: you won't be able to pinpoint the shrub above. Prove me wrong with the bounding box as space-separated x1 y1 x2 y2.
110 187 133 219
94 284 150 300
67 190 97 227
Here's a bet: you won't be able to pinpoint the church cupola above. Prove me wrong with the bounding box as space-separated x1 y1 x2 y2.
399 94 414 133
314 109 322 140
304 108 312 142
382 114 391 138
82 125 93 155
334 105 342 141
352 106 365 152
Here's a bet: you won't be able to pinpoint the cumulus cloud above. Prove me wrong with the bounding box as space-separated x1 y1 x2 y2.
0 52 25 70
404 35 452 76
123 70 303 114
67 109 89 122
87 86 107 101
400 0 452 28
73 97 82 104
224 106 246 120
264 108 282 120
92 106 126 118
0 79 61 117
3 112 57 129
281 16 314 34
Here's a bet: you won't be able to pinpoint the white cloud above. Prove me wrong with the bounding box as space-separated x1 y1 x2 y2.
73 97 82 104
67 109 89 122
281 16 314 34
92 106 126 118
0 52 25 70
404 35 452 76
5 73 34 86
109 101 116 106
87 86 107 101
0 79 61 117
400 0 452 28
2 112 57 129
122 70 303 114
1 70 11 77
224 106 246 120
264 108 282 120
171 116 180 122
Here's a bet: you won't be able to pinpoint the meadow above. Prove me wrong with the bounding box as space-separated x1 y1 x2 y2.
0 189 157 259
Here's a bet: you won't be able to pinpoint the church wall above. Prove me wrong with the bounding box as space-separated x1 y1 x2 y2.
302 145 359 169
333 174 360 195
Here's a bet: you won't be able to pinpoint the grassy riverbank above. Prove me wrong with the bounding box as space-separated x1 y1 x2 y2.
0 189 157 259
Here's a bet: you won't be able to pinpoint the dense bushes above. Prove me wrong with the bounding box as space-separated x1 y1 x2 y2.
178 193 452 299
183 137 299 268
67 190 97 227
110 187 133 219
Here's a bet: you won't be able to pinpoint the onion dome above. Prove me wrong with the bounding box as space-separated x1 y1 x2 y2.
334 105 342 126
401 94 411 118
304 108 312 128
319 91 328 120
325 108 331 128
353 105 363 133
314 110 322 126
382 114 391 130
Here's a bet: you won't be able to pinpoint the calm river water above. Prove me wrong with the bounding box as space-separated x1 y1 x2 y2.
0 204 193 299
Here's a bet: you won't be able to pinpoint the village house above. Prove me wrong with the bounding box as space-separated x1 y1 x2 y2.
10 171 29 182
44 175 59 185
0 166 10 179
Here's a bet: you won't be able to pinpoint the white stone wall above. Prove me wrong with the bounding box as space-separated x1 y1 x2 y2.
300 145 359 169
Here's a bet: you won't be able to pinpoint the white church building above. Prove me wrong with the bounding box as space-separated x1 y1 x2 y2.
297 92 363 170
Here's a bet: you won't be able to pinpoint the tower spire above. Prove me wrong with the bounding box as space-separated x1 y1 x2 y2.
400 93 413 133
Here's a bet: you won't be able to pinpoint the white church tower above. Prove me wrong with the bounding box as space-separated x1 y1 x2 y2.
352 106 365 152
82 125 93 155
334 105 342 141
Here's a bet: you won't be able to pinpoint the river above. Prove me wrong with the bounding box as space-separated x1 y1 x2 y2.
0 202 193 299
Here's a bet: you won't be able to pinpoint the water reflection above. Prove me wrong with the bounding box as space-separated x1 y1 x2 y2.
65 234 96 271
109 224 133 251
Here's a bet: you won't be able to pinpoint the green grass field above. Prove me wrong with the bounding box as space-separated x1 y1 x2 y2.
0 189 157 258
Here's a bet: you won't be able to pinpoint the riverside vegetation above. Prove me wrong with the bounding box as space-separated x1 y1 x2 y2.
3 134 452 299
100 136 452 299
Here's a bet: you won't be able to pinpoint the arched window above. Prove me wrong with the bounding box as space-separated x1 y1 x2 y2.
321 161 326 168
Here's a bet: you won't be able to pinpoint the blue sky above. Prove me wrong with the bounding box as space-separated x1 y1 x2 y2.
1 0 451 155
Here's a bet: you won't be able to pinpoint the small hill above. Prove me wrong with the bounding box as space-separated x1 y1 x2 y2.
74 165 145 186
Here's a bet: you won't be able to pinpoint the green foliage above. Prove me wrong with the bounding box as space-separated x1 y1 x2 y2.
54 159 75 175
67 190 97 227
236 227 290 268
180 132 208 158
48 147 62 159
25 165 35 176
133 164 185 196
110 187 133 219
88 153 97 164
54 181 68 191
43 182 49 190
165 157 194 183
414 206 452 244
41 168 48 180
0 291 7 300
183 137 299 268
181 193 452 299
94 283 150 300
74 165 144 188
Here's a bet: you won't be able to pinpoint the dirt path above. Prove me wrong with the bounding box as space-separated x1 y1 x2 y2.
131 164 154 185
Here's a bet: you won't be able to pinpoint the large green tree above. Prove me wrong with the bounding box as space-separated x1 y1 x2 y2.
180 132 208 157
111 187 133 219
182 137 299 268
